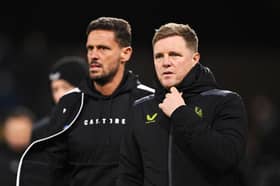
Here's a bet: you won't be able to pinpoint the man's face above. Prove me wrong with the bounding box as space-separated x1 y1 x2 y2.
86 30 130 85
51 79 75 104
4 116 32 151
153 35 200 89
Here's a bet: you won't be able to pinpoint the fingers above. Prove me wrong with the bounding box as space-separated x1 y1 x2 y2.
170 86 179 93
165 93 171 98
165 87 182 99
169 87 182 96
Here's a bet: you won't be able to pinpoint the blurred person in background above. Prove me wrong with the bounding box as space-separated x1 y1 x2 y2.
31 56 88 141
0 106 34 186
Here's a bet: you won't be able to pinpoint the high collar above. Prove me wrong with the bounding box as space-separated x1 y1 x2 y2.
79 70 139 99
155 63 219 100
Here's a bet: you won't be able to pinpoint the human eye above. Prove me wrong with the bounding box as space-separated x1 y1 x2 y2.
169 52 181 60
86 45 93 52
98 45 110 51
169 51 181 57
154 53 163 60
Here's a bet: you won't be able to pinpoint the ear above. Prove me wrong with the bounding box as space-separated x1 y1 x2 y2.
192 52 200 65
120 46 133 64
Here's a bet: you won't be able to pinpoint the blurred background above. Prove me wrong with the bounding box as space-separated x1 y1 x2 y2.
0 1 279 185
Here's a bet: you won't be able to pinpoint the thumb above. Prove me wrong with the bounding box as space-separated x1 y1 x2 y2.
170 86 179 93
158 103 163 109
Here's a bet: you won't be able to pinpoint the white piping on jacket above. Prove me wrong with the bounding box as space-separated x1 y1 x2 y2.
137 84 155 93
16 92 84 186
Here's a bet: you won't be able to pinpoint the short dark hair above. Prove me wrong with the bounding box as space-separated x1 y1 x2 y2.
4 106 35 124
152 23 199 52
86 17 132 47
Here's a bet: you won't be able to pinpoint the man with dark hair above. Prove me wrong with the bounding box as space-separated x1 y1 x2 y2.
17 17 154 186
118 23 248 186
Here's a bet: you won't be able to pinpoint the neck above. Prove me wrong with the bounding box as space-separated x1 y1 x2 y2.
94 69 125 96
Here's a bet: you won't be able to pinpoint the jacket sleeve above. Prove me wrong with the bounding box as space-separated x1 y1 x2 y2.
117 107 144 186
18 134 68 186
46 134 69 186
43 92 82 186
170 93 248 172
48 92 82 133
18 93 80 186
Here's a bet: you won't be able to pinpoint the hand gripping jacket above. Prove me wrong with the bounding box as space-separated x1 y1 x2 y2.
118 64 248 186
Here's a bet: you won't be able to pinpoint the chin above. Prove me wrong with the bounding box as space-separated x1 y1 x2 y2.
160 78 176 87
161 82 174 89
90 74 102 80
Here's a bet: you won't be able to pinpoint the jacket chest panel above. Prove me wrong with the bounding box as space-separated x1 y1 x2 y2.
186 95 219 125
79 96 131 126
136 103 170 168
66 97 131 160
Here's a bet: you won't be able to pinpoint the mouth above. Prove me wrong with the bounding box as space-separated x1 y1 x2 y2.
162 71 173 76
90 63 102 71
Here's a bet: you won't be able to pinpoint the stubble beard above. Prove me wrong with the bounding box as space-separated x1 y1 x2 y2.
90 67 119 86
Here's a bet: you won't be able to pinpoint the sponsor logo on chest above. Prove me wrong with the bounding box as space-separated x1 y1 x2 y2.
83 118 126 125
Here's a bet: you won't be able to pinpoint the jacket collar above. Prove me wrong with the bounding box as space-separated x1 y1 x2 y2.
155 63 219 101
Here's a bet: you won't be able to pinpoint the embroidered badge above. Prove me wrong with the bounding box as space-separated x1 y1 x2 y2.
145 113 158 124
195 106 203 118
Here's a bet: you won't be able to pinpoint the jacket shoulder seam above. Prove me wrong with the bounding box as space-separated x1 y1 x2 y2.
137 84 155 93
200 88 236 97
134 94 155 106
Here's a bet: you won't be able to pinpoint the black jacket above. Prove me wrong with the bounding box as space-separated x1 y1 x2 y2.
16 70 154 186
0 142 23 186
118 63 248 186
31 115 51 141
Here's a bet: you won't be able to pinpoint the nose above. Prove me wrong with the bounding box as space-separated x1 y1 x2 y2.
88 48 99 60
162 56 172 67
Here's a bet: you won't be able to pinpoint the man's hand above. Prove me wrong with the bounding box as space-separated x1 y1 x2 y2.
159 87 186 117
